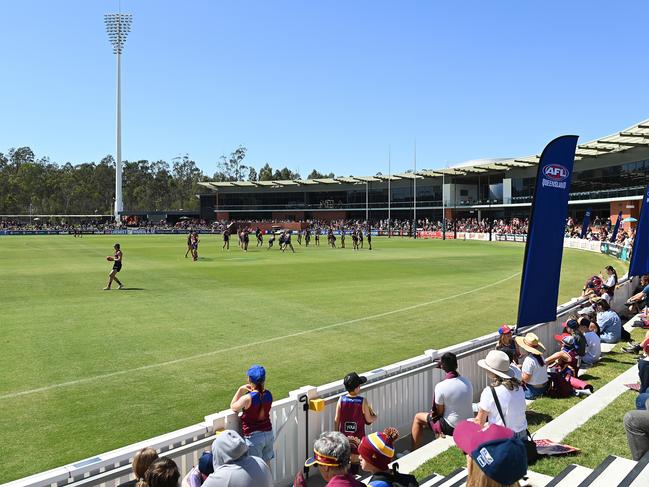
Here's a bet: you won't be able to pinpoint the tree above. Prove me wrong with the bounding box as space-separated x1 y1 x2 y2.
258 163 274 181
247 167 258 181
272 167 300 180
216 146 248 181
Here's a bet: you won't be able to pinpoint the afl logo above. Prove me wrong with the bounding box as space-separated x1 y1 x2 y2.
543 164 569 182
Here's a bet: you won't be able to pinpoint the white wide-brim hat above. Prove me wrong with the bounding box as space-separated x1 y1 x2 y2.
477 350 514 379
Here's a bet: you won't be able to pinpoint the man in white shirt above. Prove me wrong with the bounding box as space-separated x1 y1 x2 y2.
410 352 474 450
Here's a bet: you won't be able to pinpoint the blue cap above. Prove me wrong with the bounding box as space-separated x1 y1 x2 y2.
247 365 266 384
198 451 214 475
471 437 527 485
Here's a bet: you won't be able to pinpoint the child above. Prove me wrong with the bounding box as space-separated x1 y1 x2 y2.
335 372 377 475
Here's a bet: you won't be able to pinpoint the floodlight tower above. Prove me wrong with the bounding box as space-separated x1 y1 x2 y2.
104 13 132 223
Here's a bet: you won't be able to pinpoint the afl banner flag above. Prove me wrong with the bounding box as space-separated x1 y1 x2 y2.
517 135 578 328
610 211 623 243
580 208 592 239
629 184 649 276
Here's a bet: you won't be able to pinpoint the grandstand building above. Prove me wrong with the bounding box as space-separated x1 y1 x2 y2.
198 118 649 224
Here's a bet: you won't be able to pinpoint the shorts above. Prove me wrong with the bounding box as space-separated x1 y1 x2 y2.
245 430 275 462
112 263 122 273
426 413 454 436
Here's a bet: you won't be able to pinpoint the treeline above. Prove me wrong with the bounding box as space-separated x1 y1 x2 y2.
0 146 335 215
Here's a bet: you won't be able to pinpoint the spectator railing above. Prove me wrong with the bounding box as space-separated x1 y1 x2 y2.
4 237 635 487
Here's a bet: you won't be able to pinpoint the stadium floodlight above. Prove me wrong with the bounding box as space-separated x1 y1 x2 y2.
104 13 132 224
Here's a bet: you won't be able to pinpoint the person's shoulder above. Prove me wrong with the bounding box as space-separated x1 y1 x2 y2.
368 480 391 487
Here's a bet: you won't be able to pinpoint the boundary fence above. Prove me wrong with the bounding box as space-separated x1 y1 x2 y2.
3 237 635 487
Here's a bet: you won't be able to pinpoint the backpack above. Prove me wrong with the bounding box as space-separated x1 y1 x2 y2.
546 370 573 399
369 464 419 487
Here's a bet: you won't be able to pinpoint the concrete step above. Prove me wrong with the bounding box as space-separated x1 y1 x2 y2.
544 464 593 487
524 469 555 487
576 455 637 486
426 467 467 487
618 450 649 487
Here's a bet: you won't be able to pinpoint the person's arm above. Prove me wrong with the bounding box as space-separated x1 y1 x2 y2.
362 398 377 424
334 398 341 430
545 350 569 367
230 385 252 412
114 251 122 262
475 408 489 426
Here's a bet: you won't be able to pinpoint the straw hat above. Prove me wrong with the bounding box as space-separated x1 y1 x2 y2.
477 350 515 379
515 332 546 355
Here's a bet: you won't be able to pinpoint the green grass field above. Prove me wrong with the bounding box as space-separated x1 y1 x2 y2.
0 235 626 482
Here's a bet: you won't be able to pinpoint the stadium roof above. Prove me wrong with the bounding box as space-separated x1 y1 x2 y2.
198 118 649 190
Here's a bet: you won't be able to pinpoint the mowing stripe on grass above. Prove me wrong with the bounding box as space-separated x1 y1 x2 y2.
0 271 520 400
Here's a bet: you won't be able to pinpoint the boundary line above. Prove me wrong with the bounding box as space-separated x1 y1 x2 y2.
0 272 520 400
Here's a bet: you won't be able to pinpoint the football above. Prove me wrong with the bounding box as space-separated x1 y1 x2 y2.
106 256 114 261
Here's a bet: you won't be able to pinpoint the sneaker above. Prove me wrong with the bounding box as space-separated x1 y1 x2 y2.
103 287 110 290
574 388 593 396
623 344 642 354
118 284 124 290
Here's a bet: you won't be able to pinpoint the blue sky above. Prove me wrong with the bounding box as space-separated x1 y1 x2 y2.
1 0 648 177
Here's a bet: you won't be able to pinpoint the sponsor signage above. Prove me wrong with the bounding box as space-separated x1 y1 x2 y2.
517 135 578 328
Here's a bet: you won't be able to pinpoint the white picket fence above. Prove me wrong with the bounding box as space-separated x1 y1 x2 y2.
4 237 635 487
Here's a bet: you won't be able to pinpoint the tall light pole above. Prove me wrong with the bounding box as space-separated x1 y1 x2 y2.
413 141 417 238
105 13 132 224
388 146 391 238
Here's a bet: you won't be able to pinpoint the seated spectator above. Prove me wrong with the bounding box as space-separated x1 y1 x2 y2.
595 299 622 343
624 400 649 461
453 421 527 487
626 275 649 315
562 318 586 358
181 451 213 487
303 431 364 486
358 428 418 486
203 430 272 487
582 275 603 298
117 447 159 487
335 372 377 473
601 265 618 297
496 325 520 364
515 333 549 399
476 350 528 439
410 352 473 450
495 346 523 381
546 335 580 377
578 317 601 366
141 458 180 487
230 365 274 464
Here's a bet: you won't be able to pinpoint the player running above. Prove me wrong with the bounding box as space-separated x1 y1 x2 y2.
340 228 345 248
268 232 276 249
352 230 359 250
359 229 364 248
222 228 230 250
366 229 372 250
256 227 263 247
282 230 295 253
305 228 311 247
297 230 302 246
314 227 320 247
104 243 124 290
242 229 250 252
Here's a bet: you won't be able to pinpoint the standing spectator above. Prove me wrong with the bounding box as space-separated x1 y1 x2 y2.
303 432 364 486
181 451 213 487
335 372 377 474
230 365 274 464
515 333 549 399
496 325 520 364
475 350 528 439
578 318 601 366
117 447 159 487
410 352 473 450
203 430 272 487
141 458 180 487
595 299 622 343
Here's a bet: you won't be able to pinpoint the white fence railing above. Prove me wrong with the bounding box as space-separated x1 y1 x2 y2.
4 237 635 487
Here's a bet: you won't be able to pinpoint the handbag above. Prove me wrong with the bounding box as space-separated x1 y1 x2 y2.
490 386 539 465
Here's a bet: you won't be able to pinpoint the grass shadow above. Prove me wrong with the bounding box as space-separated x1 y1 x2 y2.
525 410 554 426
120 287 145 291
